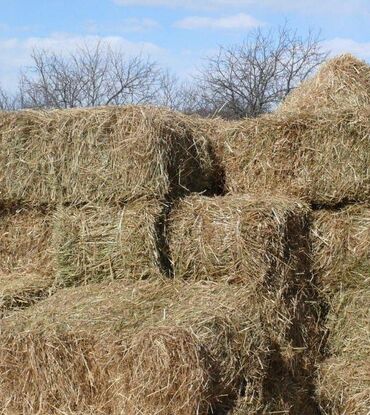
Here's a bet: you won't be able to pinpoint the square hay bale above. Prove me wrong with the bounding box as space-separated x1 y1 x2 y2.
0 208 55 315
0 106 219 207
168 194 325 414
311 204 370 294
53 199 169 287
0 279 270 415
317 288 370 415
223 107 370 205
169 194 310 286
279 54 370 115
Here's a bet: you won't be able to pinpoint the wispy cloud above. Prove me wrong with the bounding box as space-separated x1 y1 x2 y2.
323 38 370 60
113 0 368 14
174 13 263 30
85 18 160 34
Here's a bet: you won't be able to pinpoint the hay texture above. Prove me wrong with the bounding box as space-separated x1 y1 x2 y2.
0 106 218 207
169 194 310 285
311 204 370 293
53 199 167 287
0 208 54 315
0 279 269 415
223 106 370 205
317 288 370 415
279 54 370 114
169 194 325 414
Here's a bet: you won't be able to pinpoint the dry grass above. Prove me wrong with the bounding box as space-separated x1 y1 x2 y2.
0 279 270 415
53 199 168 287
317 288 370 415
222 106 370 205
279 54 370 114
0 208 55 315
311 204 370 293
169 194 325 414
0 106 219 207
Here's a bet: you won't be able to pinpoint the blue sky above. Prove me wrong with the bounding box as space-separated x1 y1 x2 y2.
0 0 369 90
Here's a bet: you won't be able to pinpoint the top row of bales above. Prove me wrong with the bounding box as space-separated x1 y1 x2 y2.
0 106 221 207
0 54 369 208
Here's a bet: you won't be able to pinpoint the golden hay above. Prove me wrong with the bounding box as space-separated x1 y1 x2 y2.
222 107 370 205
169 194 310 284
0 106 219 207
0 279 270 415
0 208 55 315
169 193 325 414
53 199 169 287
311 204 370 293
317 288 370 415
279 54 370 114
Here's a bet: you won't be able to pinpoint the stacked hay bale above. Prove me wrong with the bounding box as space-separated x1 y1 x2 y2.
215 55 370 206
0 206 55 316
311 205 370 414
0 280 269 415
168 194 324 414
0 106 221 300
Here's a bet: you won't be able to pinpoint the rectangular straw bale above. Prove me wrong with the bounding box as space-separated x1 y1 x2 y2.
169 194 325 414
0 279 270 415
0 106 218 207
311 204 370 294
169 194 310 285
223 107 370 206
53 199 167 287
0 208 55 315
317 288 370 415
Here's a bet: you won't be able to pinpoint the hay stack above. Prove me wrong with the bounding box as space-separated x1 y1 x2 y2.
0 106 219 207
169 194 325 414
279 54 370 114
0 208 54 315
311 204 370 293
53 199 169 287
223 106 370 205
317 288 370 415
0 279 269 415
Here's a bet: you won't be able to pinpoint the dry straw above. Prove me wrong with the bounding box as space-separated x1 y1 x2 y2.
53 199 168 287
311 204 370 293
0 208 55 315
317 288 370 415
279 54 370 114
169 193 325 414
0 279 270 415
222 106 370 205
0 106 219 207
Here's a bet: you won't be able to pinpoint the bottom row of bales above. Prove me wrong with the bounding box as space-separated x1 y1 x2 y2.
0 197 369 414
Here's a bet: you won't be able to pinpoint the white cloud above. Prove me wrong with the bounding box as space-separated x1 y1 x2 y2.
174 13 262 30
323 38 370 60
0 33 164 91
113 0 368 14
85 18 160 33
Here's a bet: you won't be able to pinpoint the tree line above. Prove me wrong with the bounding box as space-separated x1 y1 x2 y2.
0 26 327 119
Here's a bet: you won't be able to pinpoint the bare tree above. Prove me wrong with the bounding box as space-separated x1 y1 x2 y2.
19 42 163 109
0 86 20 110
197 25 328 119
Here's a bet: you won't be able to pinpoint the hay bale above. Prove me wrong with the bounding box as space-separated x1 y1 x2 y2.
53 199 168 287
169 194 325 414
0 106 219 207
169 194 310 285
223 107 370 205
311 204 370 293
0 208 55 315
317 288 370 415
0 279 269 415
279 54 370 114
